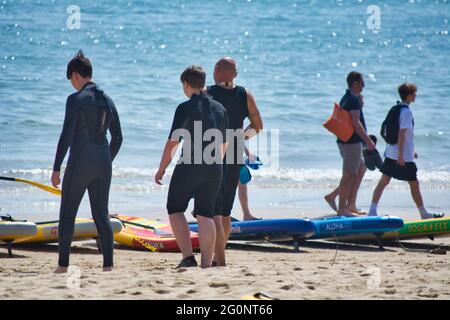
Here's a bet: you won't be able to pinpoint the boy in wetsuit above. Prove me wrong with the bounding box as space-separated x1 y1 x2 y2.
51 50 123 273
155 66 228 269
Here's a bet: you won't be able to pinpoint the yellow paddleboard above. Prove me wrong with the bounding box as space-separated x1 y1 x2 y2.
0 221 38 242
15 218 122 244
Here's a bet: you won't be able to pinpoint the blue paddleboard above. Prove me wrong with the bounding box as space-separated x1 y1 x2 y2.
189 218 316 251
311 215 404 239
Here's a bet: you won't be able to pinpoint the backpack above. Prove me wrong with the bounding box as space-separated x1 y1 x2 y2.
380 101 407 145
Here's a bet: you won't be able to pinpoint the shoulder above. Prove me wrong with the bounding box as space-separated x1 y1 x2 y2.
348 94 361 107
175 101 189 115
239 86 249 96
400 107 413 119
206 84 217 93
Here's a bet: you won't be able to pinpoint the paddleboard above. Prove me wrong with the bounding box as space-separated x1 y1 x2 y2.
15 218 123 244
336 217 450 242
189 218 316 251
113 215 200 252
310 215 404 249
0 218 38 257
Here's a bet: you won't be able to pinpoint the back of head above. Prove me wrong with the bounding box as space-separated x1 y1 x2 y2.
66 50 93 79
180 65 206 89
214 57 237 83
346 71 363 88
398 83 417 101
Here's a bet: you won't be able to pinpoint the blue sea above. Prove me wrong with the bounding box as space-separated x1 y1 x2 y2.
1 0 449 220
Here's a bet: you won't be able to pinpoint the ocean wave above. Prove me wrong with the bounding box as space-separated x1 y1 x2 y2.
2 166 450 190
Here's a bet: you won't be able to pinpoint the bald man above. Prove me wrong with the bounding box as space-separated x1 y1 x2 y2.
207 57 263 266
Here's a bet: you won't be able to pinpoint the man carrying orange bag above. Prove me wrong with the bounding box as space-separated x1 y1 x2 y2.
326 72 375 217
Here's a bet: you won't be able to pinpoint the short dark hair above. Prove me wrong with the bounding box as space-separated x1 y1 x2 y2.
346 71 363 88
66 50 92 79
398 83 417 101
180 65 206 89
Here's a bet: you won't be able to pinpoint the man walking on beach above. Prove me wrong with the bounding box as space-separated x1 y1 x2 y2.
155 66 228 269
207 57 263 266
334 71 375 217
51 50 123 273
368 83 444 219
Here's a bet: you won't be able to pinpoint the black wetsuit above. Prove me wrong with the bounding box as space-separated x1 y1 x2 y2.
53 82 123 268
166 92 228 218
207 85 248 217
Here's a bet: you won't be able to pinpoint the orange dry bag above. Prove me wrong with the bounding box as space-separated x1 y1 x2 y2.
323 103 354 142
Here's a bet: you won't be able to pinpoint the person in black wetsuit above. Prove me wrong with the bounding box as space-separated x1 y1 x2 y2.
155 66 228 269
51 51 123 273
206 57 263 266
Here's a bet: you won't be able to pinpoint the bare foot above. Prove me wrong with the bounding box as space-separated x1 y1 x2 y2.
103 267 114 272
54 266 68 274
324 195 338 212
347 207 367 215
338 210 359 218
243 215 261 221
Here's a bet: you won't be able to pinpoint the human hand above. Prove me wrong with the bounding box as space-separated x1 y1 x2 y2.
155 169 165 185
51 171 61 188
366 139 376 151
397 156 405 167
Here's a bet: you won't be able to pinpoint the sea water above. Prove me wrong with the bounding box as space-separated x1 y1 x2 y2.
1 0 449 220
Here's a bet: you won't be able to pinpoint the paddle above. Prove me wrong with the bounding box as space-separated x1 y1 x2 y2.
0 176 62 196
0 176 176 235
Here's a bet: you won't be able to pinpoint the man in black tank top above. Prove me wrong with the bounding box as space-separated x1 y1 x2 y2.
206 57 263 266
51 51 123 273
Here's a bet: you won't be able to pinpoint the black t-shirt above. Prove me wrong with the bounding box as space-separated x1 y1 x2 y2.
337 89 367 144
168 92 228 165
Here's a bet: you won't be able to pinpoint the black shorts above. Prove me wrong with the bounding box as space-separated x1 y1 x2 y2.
167 164 222 219
214 164 241 217
380 157 418 181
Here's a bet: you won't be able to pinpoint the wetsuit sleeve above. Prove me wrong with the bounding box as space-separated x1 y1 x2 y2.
108 99 123 161
53 96 78 171
168 105 185 141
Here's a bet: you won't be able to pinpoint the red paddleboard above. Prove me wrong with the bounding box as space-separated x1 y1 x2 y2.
113 214 200 252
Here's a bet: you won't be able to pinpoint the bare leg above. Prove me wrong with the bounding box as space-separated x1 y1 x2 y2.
222 216 232 243
408 180 424 208
338 173 358 217
371 175 391 205
324 186 339 212
347 162 367 213
238 183 257 220
213 216 226 266
169 213 193 260
197 215 216 268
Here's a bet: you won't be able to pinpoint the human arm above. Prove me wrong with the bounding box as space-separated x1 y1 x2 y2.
350 109 375 150
244 90 263 140
155 139 181 185
397 129 407 166
108 98 123 161
51 96 78 187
